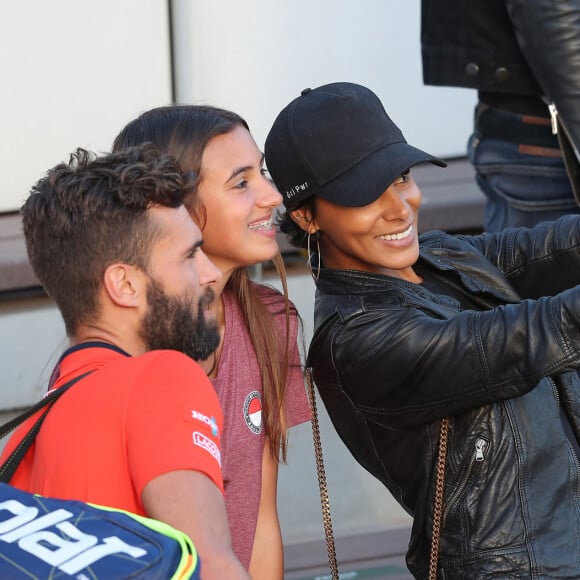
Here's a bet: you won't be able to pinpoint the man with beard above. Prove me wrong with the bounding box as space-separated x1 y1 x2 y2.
1 144 250 579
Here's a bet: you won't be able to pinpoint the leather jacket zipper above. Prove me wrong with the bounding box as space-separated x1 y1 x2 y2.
444 435 490 519
546 99 580 204
475 438 488 462
550 378 580 477
548 101 580 160
548 102 559 135
551 379 560 405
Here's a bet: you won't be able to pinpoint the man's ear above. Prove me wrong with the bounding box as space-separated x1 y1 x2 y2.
290 208 318 234
102 263 144 308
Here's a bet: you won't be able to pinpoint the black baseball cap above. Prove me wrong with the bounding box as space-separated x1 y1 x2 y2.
265 82 446 210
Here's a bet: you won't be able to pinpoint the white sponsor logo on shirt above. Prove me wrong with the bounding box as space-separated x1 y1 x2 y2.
192 431 222 467
191 410 219 437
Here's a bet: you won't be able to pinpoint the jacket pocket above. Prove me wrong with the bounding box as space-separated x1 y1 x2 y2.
442 420 527 555
443 433 490 528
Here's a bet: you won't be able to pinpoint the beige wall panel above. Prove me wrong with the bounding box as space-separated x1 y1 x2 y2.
0 0 172 212
172 0 475 157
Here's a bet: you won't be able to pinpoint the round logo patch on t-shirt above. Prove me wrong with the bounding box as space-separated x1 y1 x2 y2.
243 391 262 434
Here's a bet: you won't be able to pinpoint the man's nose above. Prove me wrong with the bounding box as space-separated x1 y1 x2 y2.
198 249 222 286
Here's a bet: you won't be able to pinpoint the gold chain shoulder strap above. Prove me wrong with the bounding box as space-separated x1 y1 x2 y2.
429 417 449 580
306 366 448 580
305 368 339 579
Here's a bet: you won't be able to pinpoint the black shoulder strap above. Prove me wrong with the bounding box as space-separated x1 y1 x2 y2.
0 371 94 483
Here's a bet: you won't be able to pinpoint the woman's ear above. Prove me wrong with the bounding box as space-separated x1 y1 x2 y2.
290 208 318 234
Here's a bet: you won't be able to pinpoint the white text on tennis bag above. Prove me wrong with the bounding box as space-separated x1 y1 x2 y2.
0 499 147 574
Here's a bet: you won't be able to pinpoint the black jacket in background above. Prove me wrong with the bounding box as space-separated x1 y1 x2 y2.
421 0 580 204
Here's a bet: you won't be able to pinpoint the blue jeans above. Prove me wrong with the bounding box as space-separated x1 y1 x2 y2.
467 105 580 232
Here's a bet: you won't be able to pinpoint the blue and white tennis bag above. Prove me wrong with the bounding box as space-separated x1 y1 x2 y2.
0 483 200 579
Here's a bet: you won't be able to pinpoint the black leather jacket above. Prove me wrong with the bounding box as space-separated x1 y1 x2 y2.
421 0 580 203
308 216 580 578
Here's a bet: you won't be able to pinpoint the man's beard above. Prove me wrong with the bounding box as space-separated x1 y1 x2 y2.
140 278 220 361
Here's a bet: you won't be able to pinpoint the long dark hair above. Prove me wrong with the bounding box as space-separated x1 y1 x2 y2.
114 106 294 461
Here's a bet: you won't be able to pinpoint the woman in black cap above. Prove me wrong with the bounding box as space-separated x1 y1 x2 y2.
265 82 580 579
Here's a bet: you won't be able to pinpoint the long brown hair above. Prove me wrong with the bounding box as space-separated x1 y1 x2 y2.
113 105 294 461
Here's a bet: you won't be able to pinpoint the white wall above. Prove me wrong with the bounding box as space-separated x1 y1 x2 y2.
0 1 475 213
0 297 65 409
0 0 172 212
172 0 475 157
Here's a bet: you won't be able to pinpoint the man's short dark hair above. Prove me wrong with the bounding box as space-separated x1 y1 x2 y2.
22 143 195 335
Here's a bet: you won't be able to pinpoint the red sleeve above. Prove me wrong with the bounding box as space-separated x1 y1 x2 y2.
125 351 224 499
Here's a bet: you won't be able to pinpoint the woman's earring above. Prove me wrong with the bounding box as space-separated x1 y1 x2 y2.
306 231 321 282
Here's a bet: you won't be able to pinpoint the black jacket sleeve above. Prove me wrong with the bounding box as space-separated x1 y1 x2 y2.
322 284 580 427
460 214 580 298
